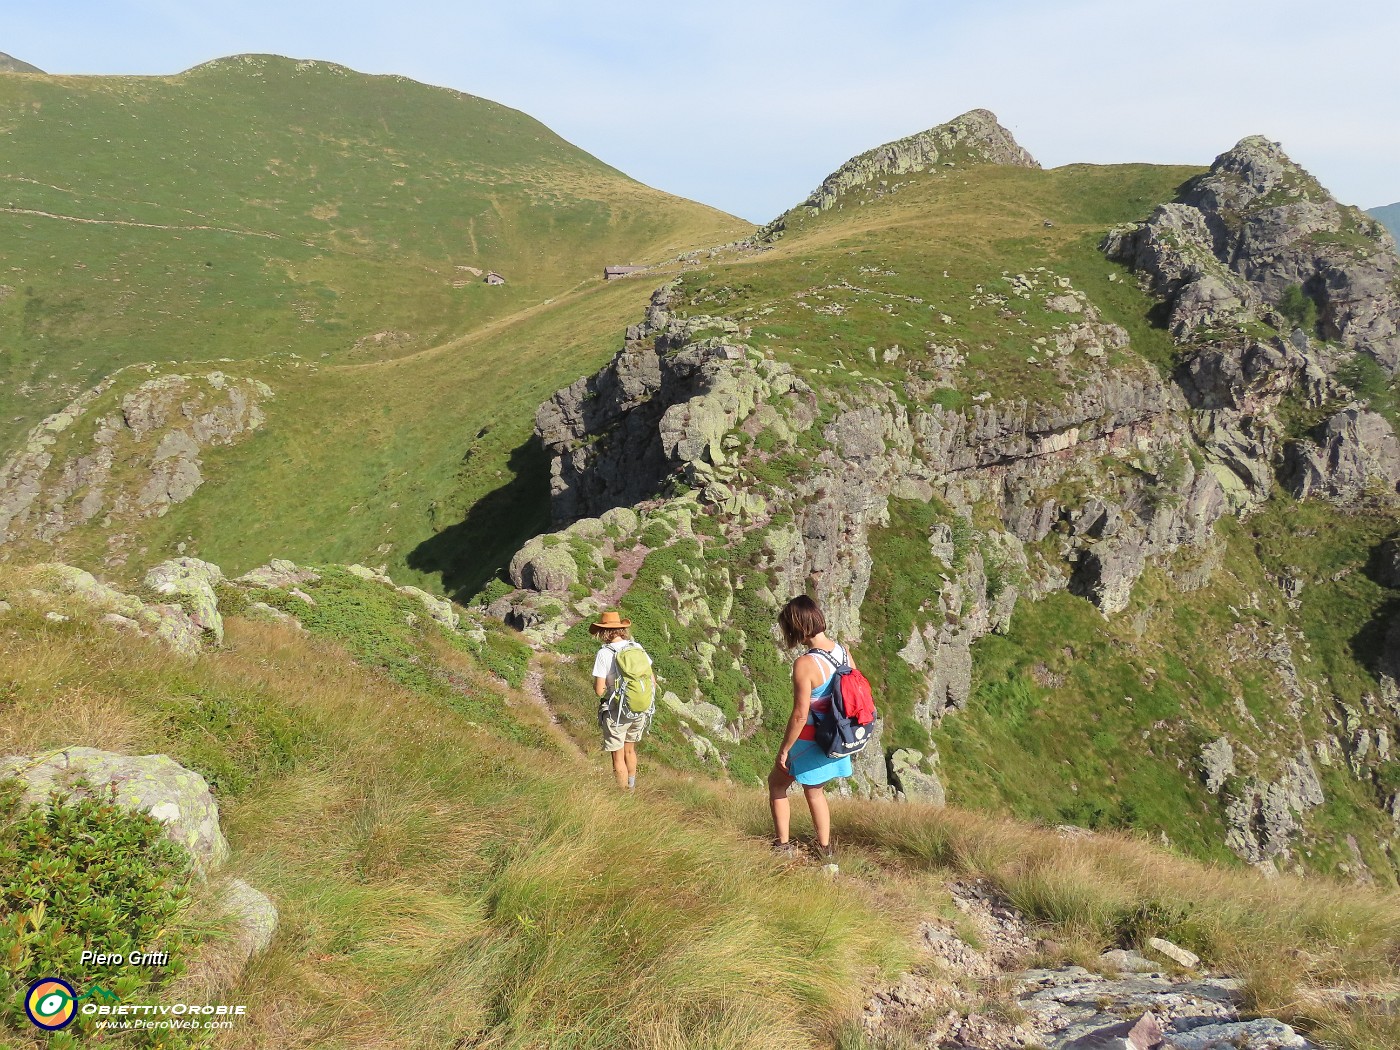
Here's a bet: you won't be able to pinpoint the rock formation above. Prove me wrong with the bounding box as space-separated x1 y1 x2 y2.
759 109 1039 239
0 747 230 875
1105 136 1400 371
0 370 273 562
495 128 1400 864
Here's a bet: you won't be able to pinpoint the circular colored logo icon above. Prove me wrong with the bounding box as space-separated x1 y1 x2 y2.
25 977 77 1031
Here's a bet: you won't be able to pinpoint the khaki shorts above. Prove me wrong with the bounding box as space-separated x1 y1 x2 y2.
599 706 648 752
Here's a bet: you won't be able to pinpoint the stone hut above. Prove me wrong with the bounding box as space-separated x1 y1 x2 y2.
484 271 506 285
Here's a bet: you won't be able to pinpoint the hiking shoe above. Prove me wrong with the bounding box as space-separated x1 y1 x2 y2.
819 843 838 876
772 839 799 859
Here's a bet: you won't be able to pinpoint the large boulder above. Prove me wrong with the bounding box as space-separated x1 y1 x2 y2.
0 747 229 876
144 557 225 643
508 537 580 593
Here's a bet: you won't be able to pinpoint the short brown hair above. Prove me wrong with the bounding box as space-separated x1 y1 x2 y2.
590 626 632 644
778 595 826 648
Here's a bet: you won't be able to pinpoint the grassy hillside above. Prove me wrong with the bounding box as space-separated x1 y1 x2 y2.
2 573 1398 1048
0 54 746 587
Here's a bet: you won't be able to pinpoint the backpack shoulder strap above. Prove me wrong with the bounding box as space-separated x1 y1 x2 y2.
807 645 847 670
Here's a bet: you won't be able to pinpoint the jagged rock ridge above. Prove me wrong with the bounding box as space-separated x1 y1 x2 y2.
1105 136 1400 371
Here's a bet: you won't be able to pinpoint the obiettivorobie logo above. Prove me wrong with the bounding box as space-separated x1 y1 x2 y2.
23 977 119 1031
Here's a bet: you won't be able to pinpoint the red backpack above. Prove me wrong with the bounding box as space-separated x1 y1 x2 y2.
808 647 878 758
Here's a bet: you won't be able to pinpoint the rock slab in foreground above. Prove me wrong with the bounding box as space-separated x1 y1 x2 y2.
0 746 230 876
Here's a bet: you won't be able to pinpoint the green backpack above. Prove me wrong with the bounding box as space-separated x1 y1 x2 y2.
609 642 655 722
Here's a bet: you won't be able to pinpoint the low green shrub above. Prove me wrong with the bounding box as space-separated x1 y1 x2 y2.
0 780 193 1047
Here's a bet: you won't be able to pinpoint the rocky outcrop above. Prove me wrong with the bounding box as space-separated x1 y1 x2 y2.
537 283 812 524
510 266 1236 801
0 747 230 875
0 371 273 561
1105 136 1400 371
145 557 226 644
760 109 1039 238
29 562 209 655
1281 407 1400 504
1224 750 1326 869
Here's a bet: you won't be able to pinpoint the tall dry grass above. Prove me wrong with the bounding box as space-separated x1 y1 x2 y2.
0 611 912 1049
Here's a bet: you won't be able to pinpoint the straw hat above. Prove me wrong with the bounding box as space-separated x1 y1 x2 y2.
590 610 632 630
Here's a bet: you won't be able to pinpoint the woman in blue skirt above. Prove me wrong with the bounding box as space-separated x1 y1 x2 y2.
769 595 850 871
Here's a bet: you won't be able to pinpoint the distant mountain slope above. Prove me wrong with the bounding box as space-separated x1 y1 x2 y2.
0 54 744 587
0 52 43 74
1370 202 1400 245
0 54 743 452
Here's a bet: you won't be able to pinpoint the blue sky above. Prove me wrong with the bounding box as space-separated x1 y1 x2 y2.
9 1 1399 222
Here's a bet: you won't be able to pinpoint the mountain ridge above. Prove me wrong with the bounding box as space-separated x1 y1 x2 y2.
1371 201 1400 247
0 51 43 74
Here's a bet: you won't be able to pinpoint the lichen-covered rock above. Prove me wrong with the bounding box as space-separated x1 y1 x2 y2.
396 584 460 629
508 537 580 593
144 557 225 643
220 878 278 961
28 562 206 656
661 690 737 743
0 747 229 875
888 748 945 805
236 558 320 589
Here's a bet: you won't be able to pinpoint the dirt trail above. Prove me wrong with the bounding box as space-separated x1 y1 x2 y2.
521 658 586 760
1 205 298 242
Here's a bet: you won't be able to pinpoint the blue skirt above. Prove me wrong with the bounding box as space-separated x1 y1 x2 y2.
787 739 852 786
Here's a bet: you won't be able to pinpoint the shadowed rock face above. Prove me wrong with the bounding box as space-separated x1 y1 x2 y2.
1106 136 1400 371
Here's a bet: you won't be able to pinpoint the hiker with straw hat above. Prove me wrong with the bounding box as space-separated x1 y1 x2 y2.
590 610 656 789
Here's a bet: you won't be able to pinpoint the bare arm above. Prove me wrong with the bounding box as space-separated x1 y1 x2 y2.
595 676 608 698
775 656 816 771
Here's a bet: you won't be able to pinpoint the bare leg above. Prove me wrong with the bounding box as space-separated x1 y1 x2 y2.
803 783 831 849
768 766 796 842
610 748 628 789
623 742 638 785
